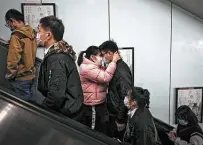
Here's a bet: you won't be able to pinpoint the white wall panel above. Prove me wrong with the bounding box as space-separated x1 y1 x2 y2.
110 0 171 122
171 5 203 125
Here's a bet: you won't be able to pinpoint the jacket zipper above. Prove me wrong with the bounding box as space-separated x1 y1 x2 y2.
48 70 52 86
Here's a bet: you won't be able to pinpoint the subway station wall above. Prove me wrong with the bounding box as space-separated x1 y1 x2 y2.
0 0 203 125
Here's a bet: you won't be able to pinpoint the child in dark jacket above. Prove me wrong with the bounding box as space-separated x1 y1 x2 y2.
123 87 157 145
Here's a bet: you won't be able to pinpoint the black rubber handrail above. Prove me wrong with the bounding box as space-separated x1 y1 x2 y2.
0 87 120 145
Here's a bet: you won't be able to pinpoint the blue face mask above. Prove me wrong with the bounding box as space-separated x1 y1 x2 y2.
5 23 15 32
9 26 16 32
178 119 188 125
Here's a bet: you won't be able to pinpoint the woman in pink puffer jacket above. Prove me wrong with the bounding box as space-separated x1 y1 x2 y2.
77 46 120 134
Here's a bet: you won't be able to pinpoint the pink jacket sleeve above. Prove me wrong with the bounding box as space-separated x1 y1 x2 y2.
84 62 116 83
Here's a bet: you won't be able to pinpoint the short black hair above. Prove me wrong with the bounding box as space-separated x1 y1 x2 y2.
5 9 24 23
40 16 64 41
99 40 118 53
175 105 198 125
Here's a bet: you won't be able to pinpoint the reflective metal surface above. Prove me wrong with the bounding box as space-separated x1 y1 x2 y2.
0 96 107 145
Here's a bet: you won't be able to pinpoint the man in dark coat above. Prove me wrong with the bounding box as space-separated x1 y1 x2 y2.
123 87 157 145
99 40 133 140
37 16 84 121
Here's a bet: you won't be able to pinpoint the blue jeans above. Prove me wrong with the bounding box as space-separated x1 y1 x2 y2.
11 80 35 101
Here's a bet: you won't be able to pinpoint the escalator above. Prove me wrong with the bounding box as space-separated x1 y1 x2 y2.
0 40 174 145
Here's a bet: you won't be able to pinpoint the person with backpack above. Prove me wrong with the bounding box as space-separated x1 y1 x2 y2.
5 9 37 101
160 105 203 145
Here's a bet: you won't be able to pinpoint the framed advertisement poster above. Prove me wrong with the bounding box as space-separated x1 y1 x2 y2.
21 3 56 30
175 87 203 123
119 47 134 84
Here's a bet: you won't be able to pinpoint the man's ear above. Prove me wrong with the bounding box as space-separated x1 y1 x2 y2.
47 32 52 40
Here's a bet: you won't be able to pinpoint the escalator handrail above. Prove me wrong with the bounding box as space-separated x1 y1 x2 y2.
0 87 120 145
154 117 174 131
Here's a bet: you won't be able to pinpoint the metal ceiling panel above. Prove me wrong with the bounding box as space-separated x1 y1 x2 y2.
172 0 203 19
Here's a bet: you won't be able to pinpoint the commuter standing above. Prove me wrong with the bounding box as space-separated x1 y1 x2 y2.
5 9 37 101
123 87 157 145
78 46 120 133
37 16 83 121
99 40 133 140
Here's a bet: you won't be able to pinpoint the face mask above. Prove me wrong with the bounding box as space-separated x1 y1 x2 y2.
9 26 16 32
36 33 48 46
6 24 15 32
5 21 16 32
102 57 110 65
92 56 102 66
124 97 130 109
178 119 188 125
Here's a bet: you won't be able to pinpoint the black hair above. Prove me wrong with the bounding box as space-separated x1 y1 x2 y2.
5 9 24 23
40 16 64 41
99 40 118 53
77 46 100 66
130 87 150 109
175 105 198 125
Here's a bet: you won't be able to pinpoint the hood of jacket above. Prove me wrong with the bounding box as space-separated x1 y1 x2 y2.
13 25 35 40
47 40 76 61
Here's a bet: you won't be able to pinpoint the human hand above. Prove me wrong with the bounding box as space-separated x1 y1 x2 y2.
115 121 125 132
112 51 120 62
168 132 177 142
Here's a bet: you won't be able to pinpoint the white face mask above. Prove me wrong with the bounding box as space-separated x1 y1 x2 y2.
36 33 48 46
124 97 130 109
102 57 110 65
92 56 102 66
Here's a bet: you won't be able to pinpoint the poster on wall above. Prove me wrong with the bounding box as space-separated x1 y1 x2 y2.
21 3 56 30
24 0 41 3
119 47 134 84
175 87 203 123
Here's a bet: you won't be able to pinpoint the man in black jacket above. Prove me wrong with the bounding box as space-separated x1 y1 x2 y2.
99 40 133 140
37 16 84 121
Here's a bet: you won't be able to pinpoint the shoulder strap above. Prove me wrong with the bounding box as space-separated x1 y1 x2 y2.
12 31 29 39
11 31 35 41
191 132 203 139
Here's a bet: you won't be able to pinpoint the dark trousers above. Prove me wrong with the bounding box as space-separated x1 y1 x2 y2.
106 116 126 141
81 103 109 134
11 80 35 101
